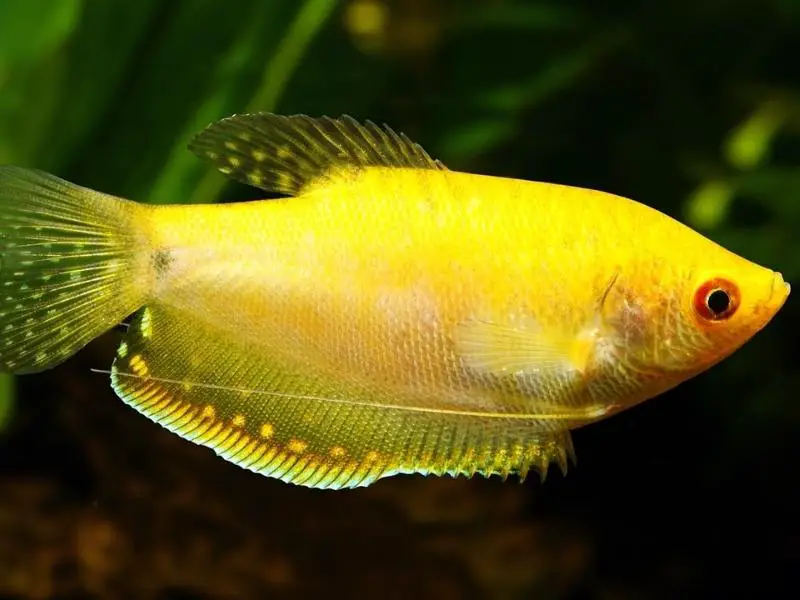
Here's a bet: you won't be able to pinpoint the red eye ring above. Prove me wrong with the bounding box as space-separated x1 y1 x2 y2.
693 278 740 322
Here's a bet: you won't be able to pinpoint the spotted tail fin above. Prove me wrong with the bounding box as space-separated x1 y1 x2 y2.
0 166 152 374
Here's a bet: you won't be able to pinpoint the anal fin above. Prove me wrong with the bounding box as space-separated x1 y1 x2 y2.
111 306 577 489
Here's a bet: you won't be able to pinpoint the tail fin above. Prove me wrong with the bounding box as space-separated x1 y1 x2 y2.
0 166 151 374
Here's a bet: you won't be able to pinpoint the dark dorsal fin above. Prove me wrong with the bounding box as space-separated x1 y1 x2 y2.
188 113 447 196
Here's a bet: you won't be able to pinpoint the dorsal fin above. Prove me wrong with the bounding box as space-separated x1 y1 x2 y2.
188 113 448 196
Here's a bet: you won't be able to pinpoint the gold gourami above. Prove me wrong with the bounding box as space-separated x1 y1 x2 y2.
0 114 790 489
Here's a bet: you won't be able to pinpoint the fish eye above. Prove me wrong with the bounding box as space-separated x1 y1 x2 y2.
694 278 740 322
707 289 730 314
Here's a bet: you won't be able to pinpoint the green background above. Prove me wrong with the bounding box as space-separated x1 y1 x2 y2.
0 1 797 598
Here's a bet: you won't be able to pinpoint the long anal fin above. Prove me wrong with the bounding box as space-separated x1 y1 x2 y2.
111 307 577 489
187 113 447 196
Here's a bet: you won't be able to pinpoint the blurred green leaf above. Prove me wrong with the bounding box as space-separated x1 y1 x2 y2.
0 0 80 64
0 55 67 165
0 0 81 165
685 180 733 229
437 117 517 162
724 100 787 170
42 0 163 171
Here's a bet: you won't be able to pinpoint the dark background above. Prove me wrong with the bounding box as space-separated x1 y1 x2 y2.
0 0 798 598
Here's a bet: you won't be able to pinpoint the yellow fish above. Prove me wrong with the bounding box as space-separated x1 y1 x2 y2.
0 113 790 489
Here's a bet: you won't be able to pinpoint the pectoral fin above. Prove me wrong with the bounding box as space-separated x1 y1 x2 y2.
454 319 595 378
453 318 617 423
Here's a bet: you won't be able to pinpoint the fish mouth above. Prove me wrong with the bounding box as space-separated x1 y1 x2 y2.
769 271 791 310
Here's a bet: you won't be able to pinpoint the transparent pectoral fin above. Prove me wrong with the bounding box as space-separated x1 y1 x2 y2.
453 318 620 422
110 306 578 489
454 319 584 377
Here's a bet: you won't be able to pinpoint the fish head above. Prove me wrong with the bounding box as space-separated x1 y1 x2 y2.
674 255 789 371
610 232 790 381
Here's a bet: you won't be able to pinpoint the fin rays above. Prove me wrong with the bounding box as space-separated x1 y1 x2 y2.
188 113 447 196
0 166 148 373
110 306 577 489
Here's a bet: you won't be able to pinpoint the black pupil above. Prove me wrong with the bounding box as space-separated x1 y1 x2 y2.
706 289 731 315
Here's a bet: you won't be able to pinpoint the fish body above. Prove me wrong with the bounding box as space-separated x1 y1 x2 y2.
0 114 789 489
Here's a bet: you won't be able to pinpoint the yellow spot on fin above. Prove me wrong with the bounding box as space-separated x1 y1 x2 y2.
288 439 307 454
128 354 149 377
140 307 153 339
187 113 448 196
